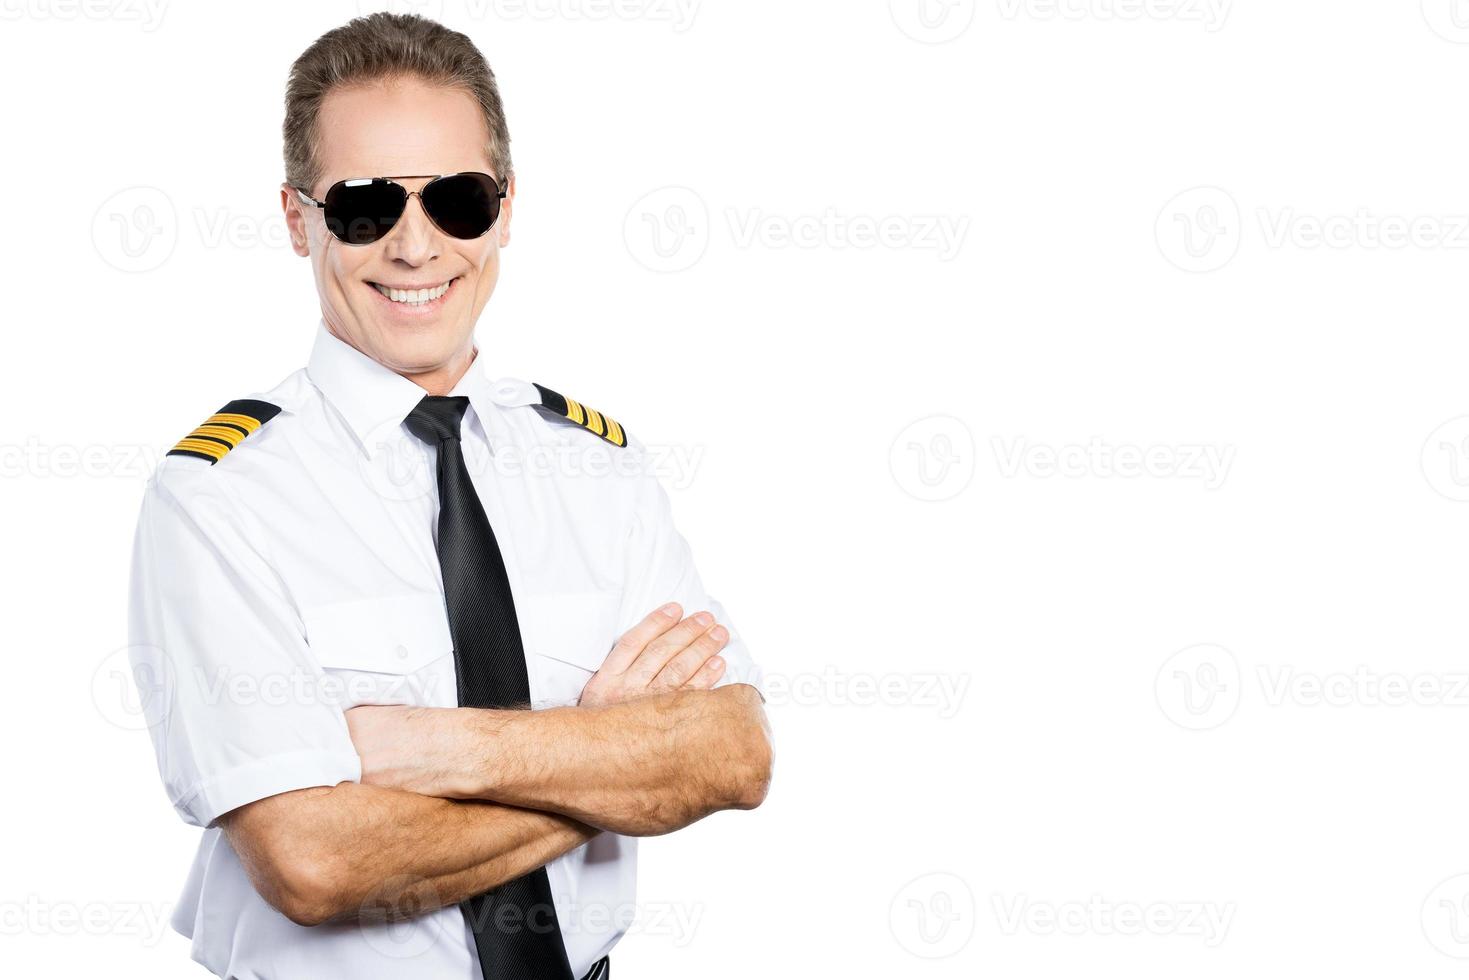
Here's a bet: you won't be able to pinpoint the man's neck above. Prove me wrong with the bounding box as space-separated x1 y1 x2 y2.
402 344 477 396
321 315 478 396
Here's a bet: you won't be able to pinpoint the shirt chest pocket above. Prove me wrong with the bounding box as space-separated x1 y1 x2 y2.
521 590 622 708
302 594 457 709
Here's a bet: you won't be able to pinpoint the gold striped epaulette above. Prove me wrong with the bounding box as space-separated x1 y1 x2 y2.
167 399 282 464
532 383 628 448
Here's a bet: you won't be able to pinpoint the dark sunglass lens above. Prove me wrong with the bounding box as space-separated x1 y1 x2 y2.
422 173 500 239
324 179 406 245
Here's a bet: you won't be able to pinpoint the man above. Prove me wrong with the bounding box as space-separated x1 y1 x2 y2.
127 13 771 980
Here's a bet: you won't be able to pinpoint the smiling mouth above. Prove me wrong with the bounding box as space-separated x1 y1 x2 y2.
368 277 458 306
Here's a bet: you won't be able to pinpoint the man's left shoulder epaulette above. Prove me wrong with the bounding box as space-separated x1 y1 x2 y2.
166 398 282 465
531 383 629 448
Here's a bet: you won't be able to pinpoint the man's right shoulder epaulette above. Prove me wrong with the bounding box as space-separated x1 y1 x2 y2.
166 399 282 465
531 383 629 448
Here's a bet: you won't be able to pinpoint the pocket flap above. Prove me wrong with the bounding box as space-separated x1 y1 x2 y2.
304 593 453 674
521 590 621 672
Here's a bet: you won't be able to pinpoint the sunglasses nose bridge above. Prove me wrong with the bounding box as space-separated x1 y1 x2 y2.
381 192 445 260
404 187 447 226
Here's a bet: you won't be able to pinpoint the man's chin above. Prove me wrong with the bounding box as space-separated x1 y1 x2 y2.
356 319 472 379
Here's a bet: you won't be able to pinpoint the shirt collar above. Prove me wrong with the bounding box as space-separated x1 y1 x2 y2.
306 319 507 459
449 349 508 454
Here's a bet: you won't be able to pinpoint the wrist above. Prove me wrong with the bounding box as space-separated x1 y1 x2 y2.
449 706 519 798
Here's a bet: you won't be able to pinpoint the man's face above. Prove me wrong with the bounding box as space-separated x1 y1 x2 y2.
282 75 513 388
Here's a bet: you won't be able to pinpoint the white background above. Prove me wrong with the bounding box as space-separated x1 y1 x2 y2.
5 0 1469 976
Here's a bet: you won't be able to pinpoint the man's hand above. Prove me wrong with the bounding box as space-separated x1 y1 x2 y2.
579 602 729 707
345 601 731 795
343 602 771 836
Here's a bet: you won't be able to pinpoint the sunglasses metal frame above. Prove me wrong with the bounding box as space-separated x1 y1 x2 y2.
292 172 508 245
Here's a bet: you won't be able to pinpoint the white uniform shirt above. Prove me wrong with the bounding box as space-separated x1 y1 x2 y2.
128 321 762 980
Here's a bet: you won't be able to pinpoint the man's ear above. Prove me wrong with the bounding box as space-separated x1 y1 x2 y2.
280 183 311 257
496 174 515 248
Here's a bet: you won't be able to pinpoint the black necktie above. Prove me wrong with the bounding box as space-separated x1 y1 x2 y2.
404 395 575 980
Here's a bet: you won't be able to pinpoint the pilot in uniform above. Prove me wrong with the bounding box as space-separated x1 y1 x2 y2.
127 319 763 979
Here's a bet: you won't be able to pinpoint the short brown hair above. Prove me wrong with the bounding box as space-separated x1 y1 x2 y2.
283 13 513 194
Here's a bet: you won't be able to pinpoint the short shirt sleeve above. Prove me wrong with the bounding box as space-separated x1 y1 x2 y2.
619 463 765 697
127 467 361 828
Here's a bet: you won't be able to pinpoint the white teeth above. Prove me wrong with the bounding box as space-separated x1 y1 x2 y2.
373 280 452 305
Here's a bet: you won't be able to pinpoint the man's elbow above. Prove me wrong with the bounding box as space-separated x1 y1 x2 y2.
732 736 773 811
724 684 774 810
222 805 352 927
249 844 347 926
273 860 345 928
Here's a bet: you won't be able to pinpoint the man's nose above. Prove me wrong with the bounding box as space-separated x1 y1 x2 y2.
382 192 441 265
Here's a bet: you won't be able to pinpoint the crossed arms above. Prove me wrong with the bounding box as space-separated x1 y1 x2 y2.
219 604 773 927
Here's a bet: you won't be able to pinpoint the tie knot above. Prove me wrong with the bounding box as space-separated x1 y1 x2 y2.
404 395 470 445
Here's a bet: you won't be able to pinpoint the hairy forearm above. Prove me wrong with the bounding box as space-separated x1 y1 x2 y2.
357 684 773 836
473 684 772 834
222 781 596 927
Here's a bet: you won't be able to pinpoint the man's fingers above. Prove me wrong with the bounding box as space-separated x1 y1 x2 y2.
626 611 716 683
682 652 727 690
601 602 682 674
650 625 729 691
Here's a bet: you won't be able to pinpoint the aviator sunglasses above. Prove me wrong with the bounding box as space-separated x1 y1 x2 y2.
293 172 507 246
